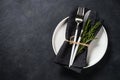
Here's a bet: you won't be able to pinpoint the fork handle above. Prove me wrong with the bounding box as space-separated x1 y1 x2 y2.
72 36 81 62
71 29 83 65
69 23 79 67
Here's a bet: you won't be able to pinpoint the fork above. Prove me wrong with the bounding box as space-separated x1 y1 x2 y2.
69 7 85 67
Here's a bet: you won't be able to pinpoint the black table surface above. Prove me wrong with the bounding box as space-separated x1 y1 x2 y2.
0 0 120 80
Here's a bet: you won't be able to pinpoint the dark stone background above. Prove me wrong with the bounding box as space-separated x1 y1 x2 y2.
0 0 120 80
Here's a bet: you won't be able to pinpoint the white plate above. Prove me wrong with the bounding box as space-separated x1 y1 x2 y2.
52 17 108 68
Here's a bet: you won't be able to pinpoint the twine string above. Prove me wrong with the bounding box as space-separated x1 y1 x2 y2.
65 36 89 47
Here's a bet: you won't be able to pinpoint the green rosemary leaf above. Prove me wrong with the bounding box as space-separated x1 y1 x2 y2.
81 19 91 37
77 19 101 54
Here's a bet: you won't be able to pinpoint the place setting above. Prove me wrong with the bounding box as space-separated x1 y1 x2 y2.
52 7 108 73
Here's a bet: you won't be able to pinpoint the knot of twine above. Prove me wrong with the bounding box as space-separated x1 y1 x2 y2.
65 36 89 47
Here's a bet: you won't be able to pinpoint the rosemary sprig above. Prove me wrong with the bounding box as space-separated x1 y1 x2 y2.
77 19 102 54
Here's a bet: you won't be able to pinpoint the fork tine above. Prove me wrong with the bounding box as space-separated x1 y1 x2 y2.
77 7 79 14
82 7 85 16
79 7 82 15
79 8 82 16
78 7 83 16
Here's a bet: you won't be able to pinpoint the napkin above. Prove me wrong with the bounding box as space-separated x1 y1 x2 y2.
54 7 103 73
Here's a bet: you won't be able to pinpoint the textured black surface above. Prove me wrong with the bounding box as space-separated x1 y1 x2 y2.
0 0 120 80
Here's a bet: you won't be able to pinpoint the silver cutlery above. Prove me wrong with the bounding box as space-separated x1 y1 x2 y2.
69 7 85 67
73 10 91 65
